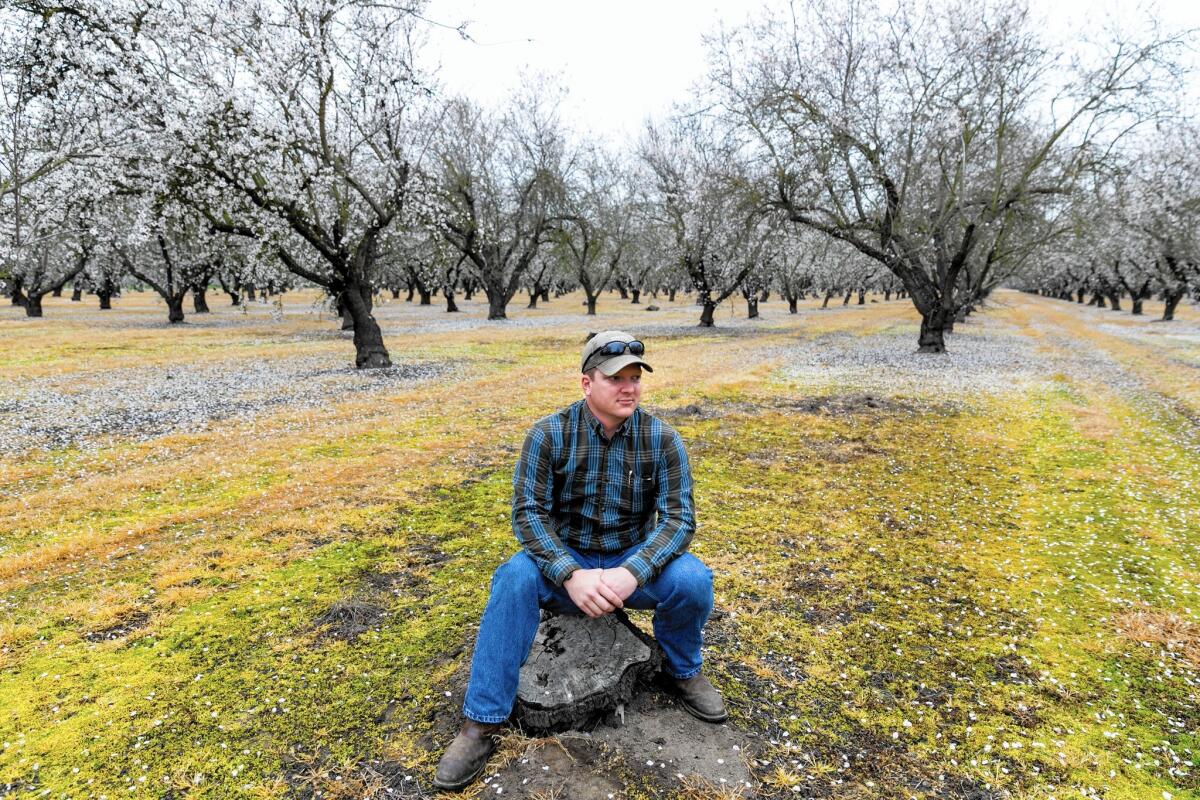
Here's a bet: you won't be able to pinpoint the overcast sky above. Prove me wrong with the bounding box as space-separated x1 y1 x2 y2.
422 0 1199 143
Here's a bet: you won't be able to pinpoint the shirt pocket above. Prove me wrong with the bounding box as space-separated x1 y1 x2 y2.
623 466 657 514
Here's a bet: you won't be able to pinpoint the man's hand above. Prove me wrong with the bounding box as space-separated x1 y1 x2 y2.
600 567 638 603
564 569 625 618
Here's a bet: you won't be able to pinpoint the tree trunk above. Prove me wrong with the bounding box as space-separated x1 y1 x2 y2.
788 297 798 314
698 301 717 327
486 288 508 320
24 294 44 317
9 278 26 307
338 295 355 330
527 288 539 309
857 289 866 305
630 288 641 304
617 283 629 300
918 311 948 353
1131 298 1144 315
342 283 391 368
668 288 676 302
167 295 185 324
71 284 82 302
822 290 834 309
884 290 891 301
1076 290 1085 303
218 275 240 305
747 297 759 318
842 290 852 306
541 288 549 302
51 286 62 298
245 284 257 302
586 294 598 315
193 287 210 314
1162 289 1184 321
405 284 415 302
1106 293 1122 311
98 290 113 309
419 288 432 306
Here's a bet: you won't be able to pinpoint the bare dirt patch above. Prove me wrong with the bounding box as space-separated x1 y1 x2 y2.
283 746 421 800
82 609 151 642
654 393 922 425
312 598 388 643
478 692 754 799
781 393 919 416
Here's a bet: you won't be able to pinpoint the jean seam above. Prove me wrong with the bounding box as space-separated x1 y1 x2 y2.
669 665 703 680
463 706 509 725
638 585 661 605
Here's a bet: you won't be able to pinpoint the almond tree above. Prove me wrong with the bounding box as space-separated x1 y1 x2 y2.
554 146 635 316
430 91 569 320
1 3 113 315
770 226 830 314
1128 130 1200 320
639 112 760 327
169 0 432 366
110 194 222 324
82 245 126 309
712 0 1183 351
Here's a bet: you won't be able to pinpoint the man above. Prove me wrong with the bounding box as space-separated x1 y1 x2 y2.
433 330 726 791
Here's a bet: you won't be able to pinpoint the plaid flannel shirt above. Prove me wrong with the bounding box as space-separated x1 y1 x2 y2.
511 399 696 587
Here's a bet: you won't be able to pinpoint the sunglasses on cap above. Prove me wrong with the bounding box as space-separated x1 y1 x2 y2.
584 339 645 369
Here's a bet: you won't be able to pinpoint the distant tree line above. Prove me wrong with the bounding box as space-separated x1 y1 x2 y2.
1013 130 1200 320
1 0 1193 364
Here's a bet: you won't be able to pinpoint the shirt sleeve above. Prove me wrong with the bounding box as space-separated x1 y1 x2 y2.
512 423 581 586
620 425 695 586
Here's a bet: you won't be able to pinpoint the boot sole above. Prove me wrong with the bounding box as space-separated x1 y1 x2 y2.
679 697 728 724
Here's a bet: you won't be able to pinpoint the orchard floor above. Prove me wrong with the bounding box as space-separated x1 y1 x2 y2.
0 288 1198 800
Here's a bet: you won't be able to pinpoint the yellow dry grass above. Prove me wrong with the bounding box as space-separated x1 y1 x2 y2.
1115 610 1200 669
1005 293 1200 410
1060 401 1121 440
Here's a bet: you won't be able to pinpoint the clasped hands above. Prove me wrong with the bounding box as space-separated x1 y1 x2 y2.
563 566 638 618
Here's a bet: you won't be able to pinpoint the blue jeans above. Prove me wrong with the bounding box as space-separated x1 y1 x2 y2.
462 542 714 724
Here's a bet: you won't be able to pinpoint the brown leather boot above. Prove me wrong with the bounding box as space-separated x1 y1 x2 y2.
673 674 728 723
433 719 503 792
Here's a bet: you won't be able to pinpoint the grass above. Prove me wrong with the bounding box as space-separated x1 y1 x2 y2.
0 289 1198 798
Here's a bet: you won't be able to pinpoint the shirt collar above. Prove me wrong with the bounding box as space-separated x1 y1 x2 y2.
581 399 634 440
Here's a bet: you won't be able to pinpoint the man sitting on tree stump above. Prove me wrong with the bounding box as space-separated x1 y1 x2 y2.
434 330 726 792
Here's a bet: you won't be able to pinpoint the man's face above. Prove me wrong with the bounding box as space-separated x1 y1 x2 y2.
582 364 643 424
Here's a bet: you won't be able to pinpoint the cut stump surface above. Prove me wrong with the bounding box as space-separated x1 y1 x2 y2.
514 611 662 733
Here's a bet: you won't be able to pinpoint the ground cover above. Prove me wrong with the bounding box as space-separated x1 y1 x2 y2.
1 289 1197 799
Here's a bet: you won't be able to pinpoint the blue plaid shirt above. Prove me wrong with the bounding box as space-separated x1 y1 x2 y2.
512 399 696 587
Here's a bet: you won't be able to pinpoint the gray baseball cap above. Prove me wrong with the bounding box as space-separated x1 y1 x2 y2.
581 330 653 375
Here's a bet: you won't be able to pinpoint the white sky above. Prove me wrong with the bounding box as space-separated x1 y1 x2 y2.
422 0 1200 144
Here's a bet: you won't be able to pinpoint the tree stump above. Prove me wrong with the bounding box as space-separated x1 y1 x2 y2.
513 610 662 734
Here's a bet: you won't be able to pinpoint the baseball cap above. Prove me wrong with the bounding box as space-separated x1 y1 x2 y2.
580 330 654 375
